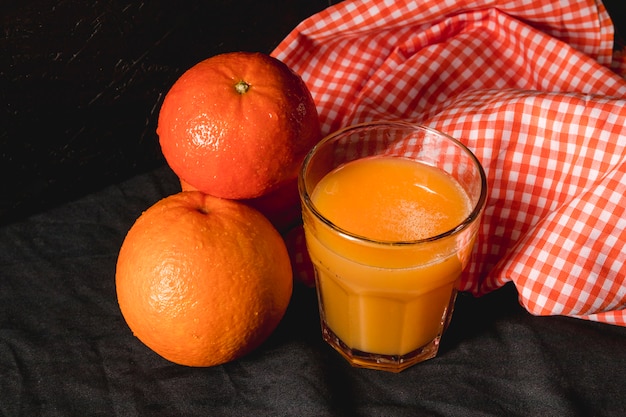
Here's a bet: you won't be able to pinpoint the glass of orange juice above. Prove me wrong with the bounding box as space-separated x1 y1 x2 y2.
299 120 487 372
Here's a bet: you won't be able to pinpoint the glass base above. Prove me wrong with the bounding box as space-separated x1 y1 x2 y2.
320 322 440 373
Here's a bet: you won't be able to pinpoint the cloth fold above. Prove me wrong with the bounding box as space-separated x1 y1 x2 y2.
272 0 626 325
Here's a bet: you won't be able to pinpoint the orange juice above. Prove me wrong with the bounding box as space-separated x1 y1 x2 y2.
305 156 472 356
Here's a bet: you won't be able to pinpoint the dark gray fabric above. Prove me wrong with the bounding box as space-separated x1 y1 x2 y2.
1 165 625 417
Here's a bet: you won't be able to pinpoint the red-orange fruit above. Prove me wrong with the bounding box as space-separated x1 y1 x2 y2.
157 51 322 200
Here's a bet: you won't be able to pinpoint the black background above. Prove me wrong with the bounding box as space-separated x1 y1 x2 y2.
1 0 340 225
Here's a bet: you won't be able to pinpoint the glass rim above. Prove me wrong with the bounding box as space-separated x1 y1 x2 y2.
298 120 488 246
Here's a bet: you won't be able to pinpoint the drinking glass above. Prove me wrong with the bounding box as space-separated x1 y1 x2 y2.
299 121 487 372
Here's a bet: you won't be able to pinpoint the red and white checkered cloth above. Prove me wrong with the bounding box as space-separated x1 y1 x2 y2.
272 0 626 326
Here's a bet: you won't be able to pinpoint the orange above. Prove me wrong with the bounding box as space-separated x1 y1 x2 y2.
115 191 293 367
157 51 322 200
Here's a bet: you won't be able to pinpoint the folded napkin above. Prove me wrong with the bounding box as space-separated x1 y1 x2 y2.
273 0 626 326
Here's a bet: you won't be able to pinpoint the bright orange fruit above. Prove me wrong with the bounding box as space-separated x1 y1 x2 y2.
157 51 322 200
115 191 293 367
